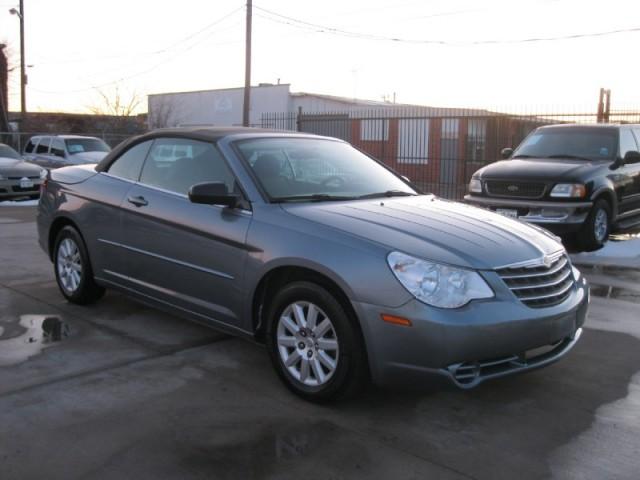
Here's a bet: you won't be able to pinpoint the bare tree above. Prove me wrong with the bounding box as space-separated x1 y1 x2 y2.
147 94 182 129
89 86 142 117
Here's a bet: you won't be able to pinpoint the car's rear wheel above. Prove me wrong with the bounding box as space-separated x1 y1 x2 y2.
54 226 105 304
265 281 368 402
578 199 611 251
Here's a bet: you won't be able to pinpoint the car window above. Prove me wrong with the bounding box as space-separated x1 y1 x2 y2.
50 138 66 158
24 138 37 154
36 137 51 154
236 138 416 200
65 138 110 154
139 138 235 196
514 128 618 161
633 129 640 148
106 140 152 181
620 129 639 157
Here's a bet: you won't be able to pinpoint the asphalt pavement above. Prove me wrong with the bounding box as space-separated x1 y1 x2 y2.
1 205 639 480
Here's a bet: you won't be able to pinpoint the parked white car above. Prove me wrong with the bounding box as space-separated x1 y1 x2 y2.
23 135 111 170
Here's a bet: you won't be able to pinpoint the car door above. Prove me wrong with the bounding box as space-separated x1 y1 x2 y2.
49 138 68 168
618 128 640 215
23 137 39 164
119 137 252 329
34 137 52 168
87 140 155 281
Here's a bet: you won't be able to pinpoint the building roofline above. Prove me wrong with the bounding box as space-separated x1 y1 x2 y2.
148 83 291 98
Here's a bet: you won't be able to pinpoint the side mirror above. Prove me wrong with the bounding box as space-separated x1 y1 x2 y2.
500 148 513 159
188 182 239 208
624 150 640 165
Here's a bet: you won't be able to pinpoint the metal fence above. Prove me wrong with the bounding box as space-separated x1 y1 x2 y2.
261 107 640 199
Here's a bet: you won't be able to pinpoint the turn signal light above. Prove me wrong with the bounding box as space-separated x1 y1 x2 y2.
381 314 412 327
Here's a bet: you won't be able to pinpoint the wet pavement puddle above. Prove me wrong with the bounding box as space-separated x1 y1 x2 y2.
589 284 640 304
0 315 69 367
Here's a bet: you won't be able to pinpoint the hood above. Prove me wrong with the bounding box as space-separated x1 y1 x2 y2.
69 151 109 164
50 164 98 184
477 158 606 182
282 196 563 270
0 158 44 177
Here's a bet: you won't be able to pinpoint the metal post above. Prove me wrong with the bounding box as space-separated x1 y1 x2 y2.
242 0 252 127
296 106 302 132
18 0 25 118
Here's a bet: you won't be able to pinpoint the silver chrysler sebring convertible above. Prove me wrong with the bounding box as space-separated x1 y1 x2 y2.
37 128 589 402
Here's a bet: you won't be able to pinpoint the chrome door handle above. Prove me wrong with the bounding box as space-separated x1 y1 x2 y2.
127 195 148 207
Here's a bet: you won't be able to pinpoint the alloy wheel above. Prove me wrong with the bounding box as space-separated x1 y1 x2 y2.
276 301 339 387
56 238 83 294
594 208 608 242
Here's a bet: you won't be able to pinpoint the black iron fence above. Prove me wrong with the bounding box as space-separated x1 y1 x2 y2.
261 107 640 199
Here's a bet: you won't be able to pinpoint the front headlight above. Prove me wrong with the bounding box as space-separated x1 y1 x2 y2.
387 252 494 308
468 178 482 193
550 183 586 198
39 169 47 179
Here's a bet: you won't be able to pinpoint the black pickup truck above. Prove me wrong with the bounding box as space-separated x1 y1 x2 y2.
465 124 640 251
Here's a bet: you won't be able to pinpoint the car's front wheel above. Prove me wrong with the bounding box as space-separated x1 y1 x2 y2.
54 226 105 304
266 281 368 402
578 199 611 251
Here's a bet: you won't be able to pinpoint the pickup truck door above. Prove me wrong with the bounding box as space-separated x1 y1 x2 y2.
618 129 640 216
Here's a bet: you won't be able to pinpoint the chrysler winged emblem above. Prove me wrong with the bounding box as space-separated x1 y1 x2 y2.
507 185 519 192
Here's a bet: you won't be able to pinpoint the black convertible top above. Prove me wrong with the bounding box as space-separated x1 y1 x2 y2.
94 126 300 172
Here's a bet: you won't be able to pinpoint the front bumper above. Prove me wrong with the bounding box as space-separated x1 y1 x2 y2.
353 272 588 389
0 178 43 198
464 195 592 234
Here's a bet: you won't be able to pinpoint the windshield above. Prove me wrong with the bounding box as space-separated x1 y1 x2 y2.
236 138 417 201
513 128 618 161
65 138 110 154
0 144 21 161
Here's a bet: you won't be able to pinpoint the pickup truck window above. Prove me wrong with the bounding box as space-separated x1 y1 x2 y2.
620 129 639 157
514 128 617 161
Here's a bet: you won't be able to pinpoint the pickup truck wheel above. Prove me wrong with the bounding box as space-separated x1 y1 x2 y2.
54 226 105 304
266 281 368 403
578 199 611 251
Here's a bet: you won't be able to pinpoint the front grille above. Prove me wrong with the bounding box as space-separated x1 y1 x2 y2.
496 254 574 308
485 181 546 199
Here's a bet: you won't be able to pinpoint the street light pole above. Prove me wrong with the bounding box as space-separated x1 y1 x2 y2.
242 0 252 127
9 0 26 118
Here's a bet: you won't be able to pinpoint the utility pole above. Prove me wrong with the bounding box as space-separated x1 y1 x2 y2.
242 0 252 127
9 0 26 118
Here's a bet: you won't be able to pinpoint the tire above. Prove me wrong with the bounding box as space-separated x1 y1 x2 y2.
578 199 611 251
265 281 369 402
53 226 105 304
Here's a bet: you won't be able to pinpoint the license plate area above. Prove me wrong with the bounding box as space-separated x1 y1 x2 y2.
20 178 34 189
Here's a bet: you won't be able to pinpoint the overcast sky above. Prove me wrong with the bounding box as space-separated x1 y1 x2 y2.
1 0 639 114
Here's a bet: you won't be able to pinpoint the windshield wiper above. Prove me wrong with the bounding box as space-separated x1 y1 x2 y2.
357 190 418 200
271 194 356 203
545 154 592 161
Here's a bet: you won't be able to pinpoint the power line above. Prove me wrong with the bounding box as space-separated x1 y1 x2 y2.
29 8 244 95
32 5 244 66
253 5 640 46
